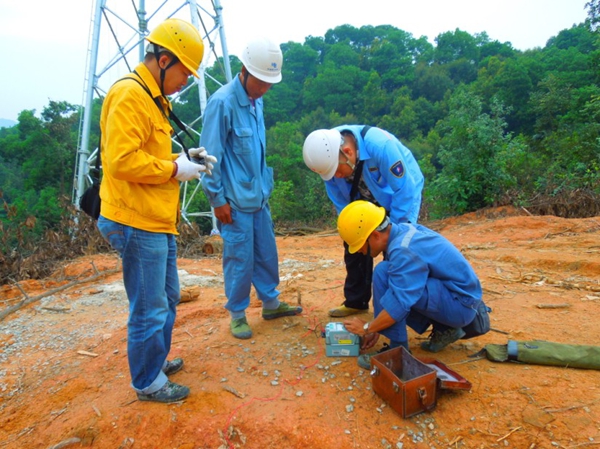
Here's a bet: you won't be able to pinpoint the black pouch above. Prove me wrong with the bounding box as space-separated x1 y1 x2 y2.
461 301 492 339
79 183 101 220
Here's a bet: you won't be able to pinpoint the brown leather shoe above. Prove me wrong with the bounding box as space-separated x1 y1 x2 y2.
328 305 367 317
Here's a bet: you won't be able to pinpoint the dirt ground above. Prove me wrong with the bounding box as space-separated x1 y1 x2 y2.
1 206 599 449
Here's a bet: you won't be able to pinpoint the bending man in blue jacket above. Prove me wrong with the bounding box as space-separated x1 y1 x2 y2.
201 37 302 340
338 201 490 368
303 126 424 317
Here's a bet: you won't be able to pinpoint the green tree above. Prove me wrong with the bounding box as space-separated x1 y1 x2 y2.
302 63 369 116
586 0 600 30
323 41 361 67
489 57 534 133
267 122 305 187
426 89 528 217
434 29 480 64
366 26 425 89
362 71 391 123
412 62 453 102
378 86 419 141
20 101 79 195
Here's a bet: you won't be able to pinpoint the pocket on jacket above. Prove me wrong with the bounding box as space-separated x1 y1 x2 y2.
233 127 253 154
264 167 274 197
230 178 261 210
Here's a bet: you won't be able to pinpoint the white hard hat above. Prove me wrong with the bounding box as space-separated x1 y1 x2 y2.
240 37 283 84
303 129 343 181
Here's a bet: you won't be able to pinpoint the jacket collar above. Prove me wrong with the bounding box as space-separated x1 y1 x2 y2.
135 64 161 97
233 74 254 108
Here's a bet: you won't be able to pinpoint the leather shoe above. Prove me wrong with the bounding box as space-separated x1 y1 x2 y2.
137 381 189 403
163 358 183 376
262 302 302 320
328 305 367 317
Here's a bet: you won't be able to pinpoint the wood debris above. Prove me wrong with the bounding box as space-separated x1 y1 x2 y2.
536 303 571 309
222 385 245 398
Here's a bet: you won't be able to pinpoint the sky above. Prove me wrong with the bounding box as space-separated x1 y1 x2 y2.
0 0 590 122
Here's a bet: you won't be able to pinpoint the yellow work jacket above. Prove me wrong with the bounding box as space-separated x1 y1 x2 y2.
99 63 180 234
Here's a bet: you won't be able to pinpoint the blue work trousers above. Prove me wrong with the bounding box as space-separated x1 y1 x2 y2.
373 261 478 343
219 205 280 316
97 216 179 394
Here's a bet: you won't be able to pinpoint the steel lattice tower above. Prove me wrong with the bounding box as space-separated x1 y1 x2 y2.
72 0 232 231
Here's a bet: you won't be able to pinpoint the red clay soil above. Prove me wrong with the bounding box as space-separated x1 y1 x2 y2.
1 206 599 449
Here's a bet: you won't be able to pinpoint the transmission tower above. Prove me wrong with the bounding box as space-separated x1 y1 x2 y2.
72 0 233 231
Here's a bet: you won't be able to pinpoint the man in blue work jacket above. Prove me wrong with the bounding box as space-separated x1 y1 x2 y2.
303 126 424 318
201 37 302 340
338 201 490 369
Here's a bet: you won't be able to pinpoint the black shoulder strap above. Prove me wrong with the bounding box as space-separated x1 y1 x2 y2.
124 72 196 158
91 134 101 186
349 126 371 200
94 74 197 179
360 125 372 138
349 160 364 201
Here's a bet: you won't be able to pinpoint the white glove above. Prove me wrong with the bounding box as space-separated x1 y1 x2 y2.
189 147 218 176
173 152 202 182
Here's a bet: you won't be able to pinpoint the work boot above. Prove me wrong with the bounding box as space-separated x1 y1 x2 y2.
328 305 367 317
137 381 189 403
230 317 253 339
163 358 184 376
421 327 466 353
357 341 410 369
357 343 391 370
262 302 302 320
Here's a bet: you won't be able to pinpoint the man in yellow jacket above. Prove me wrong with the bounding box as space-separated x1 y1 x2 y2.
97 18 215 403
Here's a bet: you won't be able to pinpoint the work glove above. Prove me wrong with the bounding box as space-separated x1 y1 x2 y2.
173 152 203 182
189 147 218 176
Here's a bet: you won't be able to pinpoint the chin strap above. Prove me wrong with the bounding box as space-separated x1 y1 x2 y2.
153 43 180 96
375 216 390 232
242 70 249 90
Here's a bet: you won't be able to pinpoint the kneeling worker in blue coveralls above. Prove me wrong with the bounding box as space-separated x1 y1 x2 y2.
339 201 489 369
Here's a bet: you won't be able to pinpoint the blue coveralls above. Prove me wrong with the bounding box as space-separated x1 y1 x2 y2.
325 125 424 309
200 75 280 317
375 223 482 345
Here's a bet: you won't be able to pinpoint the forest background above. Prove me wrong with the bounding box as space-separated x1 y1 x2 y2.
1 4 599 283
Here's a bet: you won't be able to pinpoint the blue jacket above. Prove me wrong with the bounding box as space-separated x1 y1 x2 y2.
200 75 274 213
379 223 483 323
325 125 424 223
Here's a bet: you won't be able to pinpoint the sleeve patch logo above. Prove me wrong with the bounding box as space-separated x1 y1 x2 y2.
390 161 405 178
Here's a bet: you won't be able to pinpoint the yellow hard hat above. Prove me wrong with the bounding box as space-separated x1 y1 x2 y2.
147 18 204 78
337 201 386 253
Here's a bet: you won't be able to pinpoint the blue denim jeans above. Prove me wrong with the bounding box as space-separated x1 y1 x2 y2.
97 216 179 394
373 261 477 343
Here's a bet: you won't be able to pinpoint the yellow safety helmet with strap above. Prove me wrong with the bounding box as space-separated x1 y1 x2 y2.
146 18 204 77
337 200 386 253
